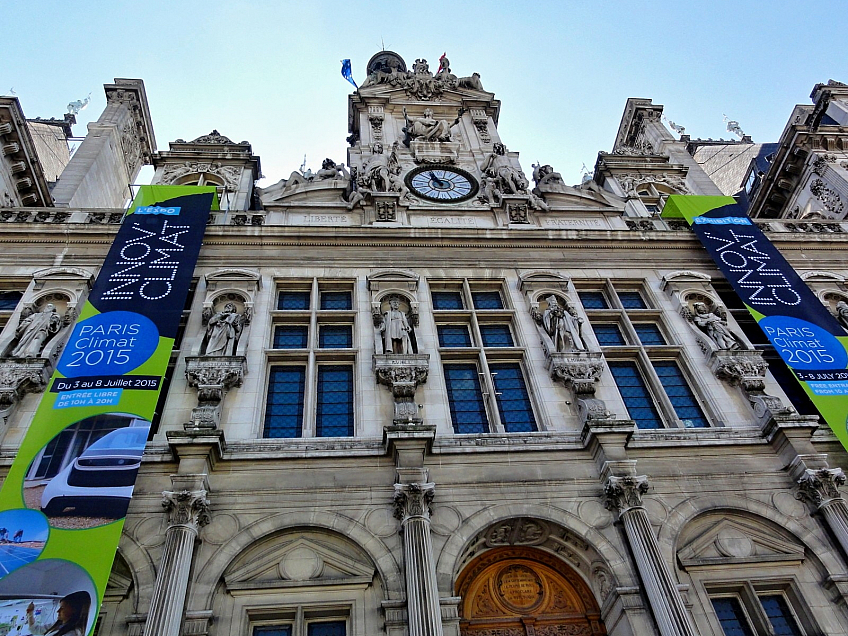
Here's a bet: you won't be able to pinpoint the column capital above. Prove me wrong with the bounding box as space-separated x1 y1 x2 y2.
393 482 435 522
603 475 649 516
798 467 846 509
162 489 211 529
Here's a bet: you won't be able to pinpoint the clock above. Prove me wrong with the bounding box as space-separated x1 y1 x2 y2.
405 165 478 203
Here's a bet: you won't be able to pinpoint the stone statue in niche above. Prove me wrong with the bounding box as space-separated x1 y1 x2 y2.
836 300 848 332
10 304 62 357
480 143 529 196
358 142 400 194
402 107 464 144
202 303 244 356
690 302 745 350
379 297 413 355
532 296 585 353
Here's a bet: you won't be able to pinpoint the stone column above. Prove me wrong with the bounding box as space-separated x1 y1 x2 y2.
144 481 210 636
393 482 443 636
604 476 696 636
798 468 848 557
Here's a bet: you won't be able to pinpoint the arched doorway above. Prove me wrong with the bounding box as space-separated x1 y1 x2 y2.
456 547 606 636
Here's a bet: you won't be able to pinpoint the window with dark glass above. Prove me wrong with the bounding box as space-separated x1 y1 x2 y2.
437 325 472 347
758 595 802 636
608 362 662 429
479 324 514 347
490 363 536 433
444 364 488 434
0 291 23 311
320 291 352 310
593 323 626 346
634 323 666 345
306 622 346 636
653 361 708 428
471 291 504 310
432 291 464 310
263 366 306 438
278 291 310 310
318 325 353 348
711 597 755 636
316 366 354 436
254 628 292 636
579 291 608 309
618 291 647 309
274 325 309 349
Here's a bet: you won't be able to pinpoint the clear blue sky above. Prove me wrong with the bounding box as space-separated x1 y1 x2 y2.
3 0 844 187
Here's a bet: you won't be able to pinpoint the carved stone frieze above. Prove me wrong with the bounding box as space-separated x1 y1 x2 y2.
162 489 211 529
161 161 241 190
603 475 649 515
184 356 246 430
797 467 846 509
393 482 435 521
548 352 603 395
0 358 50 409
809 178 845 216
485 518 550 547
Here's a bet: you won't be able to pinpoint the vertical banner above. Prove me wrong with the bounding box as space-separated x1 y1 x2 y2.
663 195 848 451
0 186 216 635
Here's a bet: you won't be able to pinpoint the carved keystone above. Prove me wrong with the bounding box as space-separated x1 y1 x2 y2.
184 356 246 430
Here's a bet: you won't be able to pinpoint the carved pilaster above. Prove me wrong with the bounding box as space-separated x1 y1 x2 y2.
374 354 429 425
603 475 649 516
0 357 50 411
548 351 610 424
470 109 491 144
184 356 246 430
162 489 211 530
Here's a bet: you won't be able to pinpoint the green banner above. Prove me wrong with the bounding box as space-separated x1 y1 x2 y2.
0 186 216 635
663 195 848 451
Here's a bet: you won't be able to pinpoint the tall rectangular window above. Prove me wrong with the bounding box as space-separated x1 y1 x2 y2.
608 362 662 429
711 597 755 636
634 323 666 345
579 291 608 309
472 291 504 309
490 363 536 433
319 325 353 348
653 361 708 428
306 623 346 636
758 596 802 636
316 366 354 437
263 366 306 438
444 364 489 434
432 291 464 310
593 323 626 346
438 325 472 347
274 325 309 349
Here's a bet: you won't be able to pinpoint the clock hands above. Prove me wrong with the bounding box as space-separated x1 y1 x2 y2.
429 171 449 189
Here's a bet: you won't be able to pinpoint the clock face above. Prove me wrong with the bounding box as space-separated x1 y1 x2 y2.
406 166 478 203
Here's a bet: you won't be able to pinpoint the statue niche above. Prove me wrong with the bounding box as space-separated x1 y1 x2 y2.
5 295 72 359
531 295 586 354
200 299 248 357
402 107 464 145
683 298 747 351
373 296 418 355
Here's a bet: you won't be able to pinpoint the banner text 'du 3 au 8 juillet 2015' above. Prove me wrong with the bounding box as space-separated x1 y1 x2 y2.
663 195 848 452
0 186 216 635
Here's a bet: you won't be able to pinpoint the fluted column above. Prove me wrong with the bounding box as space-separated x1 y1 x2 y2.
393 482 443 636
798 468 848 557
604 476 696 636
144 488 210 636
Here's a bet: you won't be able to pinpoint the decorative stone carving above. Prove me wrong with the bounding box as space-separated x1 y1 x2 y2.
87 211 124 224
685 301 747 351
393 482 435 520
549 352 604 394
617 172 691 198
797 467 846 508
531 295 585 353
161 161 241 190
603 475 649 515
8 303 63 358
184 356 247 430
375 199 397 222
470 108 491 144
0 358 50 410
837 300 848 332
508 203 529 223
480 143 529 196
162 489 211 529
809 178 845 217
361 52 409 88
201 302 246 357
709 350 768 392
402 107 463 145
357 142 400 195
485 518 550 547
180 130 240 145
373 354 429 424
377 297 413 354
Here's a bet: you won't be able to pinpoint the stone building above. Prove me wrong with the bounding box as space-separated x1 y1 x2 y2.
2 55 848 636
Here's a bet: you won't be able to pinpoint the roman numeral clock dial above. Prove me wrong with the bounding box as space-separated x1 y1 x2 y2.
406 165 479 203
